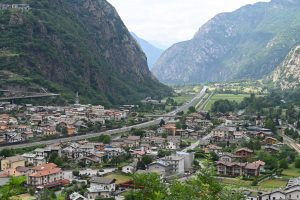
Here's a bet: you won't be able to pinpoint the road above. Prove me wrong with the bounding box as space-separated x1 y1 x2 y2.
183 131 214 152
0 87 208 150
282 125 300 154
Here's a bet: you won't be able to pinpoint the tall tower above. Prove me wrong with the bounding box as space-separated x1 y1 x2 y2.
75 92 79 104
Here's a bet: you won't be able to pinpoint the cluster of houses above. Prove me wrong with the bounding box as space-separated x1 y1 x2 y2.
0 105 291 199
0 103 129 145
0 109 208 199
0 126 196 199
0 4 30 11
194 113 284 178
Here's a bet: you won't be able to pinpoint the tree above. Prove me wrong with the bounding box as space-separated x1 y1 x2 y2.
137 155 153 170
176 111 184 116
131 128 146 138
297 120 300 129
54 156 63 166
39 188 56 200
209 151 219 162
159 119 165 127
125 170 244 200
72 170 80 177
97 135 111 144
211 99 237 113
175 122 182 129
125 173 166 200
161 132 168 138
157 150 171 158
0 176 27 200
0 149 16 157
48 152 63 167
61 126 68 135
295 157 300 168
279 159 288 169
205 112 211 120
188 106 196 113
265 118 276 132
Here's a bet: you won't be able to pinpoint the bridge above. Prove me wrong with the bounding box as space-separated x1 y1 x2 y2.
0 89 60 101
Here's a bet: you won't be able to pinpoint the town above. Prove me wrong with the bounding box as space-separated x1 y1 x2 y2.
1 83 300 200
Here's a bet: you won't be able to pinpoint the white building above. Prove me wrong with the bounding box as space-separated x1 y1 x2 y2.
159 156 185 174
87 177 116 199
259 185 300 200
22 153 47 166
176 151 195 172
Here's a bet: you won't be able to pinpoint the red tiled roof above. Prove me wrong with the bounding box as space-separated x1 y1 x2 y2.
30 167 62 177
235 148 253 153
31 163 57 171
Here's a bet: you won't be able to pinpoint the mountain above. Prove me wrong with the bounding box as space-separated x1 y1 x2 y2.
271 45 300 89
152 0 300 84
131 32 163 70
0 0 171 106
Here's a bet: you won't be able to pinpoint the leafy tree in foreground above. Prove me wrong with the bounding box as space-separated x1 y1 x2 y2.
125 169 244 200
0 176 27 200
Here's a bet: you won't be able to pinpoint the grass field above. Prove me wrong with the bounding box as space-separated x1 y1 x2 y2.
105 173 133 184
172 95 194 104
204 93 250 111
219 177 287 191
258 179 287 190
282 164 300 178
219 177 252 188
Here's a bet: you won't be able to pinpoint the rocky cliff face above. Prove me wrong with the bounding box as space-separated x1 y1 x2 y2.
272 45 300 89
152 0 300 84
0 0 171 105
131 32 163 70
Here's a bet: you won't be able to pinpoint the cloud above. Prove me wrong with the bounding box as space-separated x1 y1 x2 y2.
107 0 270 49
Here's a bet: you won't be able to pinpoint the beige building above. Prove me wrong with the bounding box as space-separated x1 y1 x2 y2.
27 163 68 187
1 155 25 170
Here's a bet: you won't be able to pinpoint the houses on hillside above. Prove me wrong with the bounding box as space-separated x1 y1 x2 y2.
27 163 69 188
0 103 129 145
216 160 265 177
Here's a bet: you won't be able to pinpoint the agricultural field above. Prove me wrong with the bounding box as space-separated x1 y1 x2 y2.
164 85 203 106
207 80 267 94
172 95 194 105
204 93 250 111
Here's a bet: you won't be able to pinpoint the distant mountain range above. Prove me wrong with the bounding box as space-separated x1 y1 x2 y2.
152 0 300 85
131 32 163 70
0 0 171 106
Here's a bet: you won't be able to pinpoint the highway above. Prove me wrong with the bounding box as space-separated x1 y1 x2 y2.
0 86 208 150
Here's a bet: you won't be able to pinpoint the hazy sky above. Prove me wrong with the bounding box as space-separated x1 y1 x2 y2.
107 0 270 49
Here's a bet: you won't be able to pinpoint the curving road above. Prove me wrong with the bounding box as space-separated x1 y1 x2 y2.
0 86 208 150
282 125 300 154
